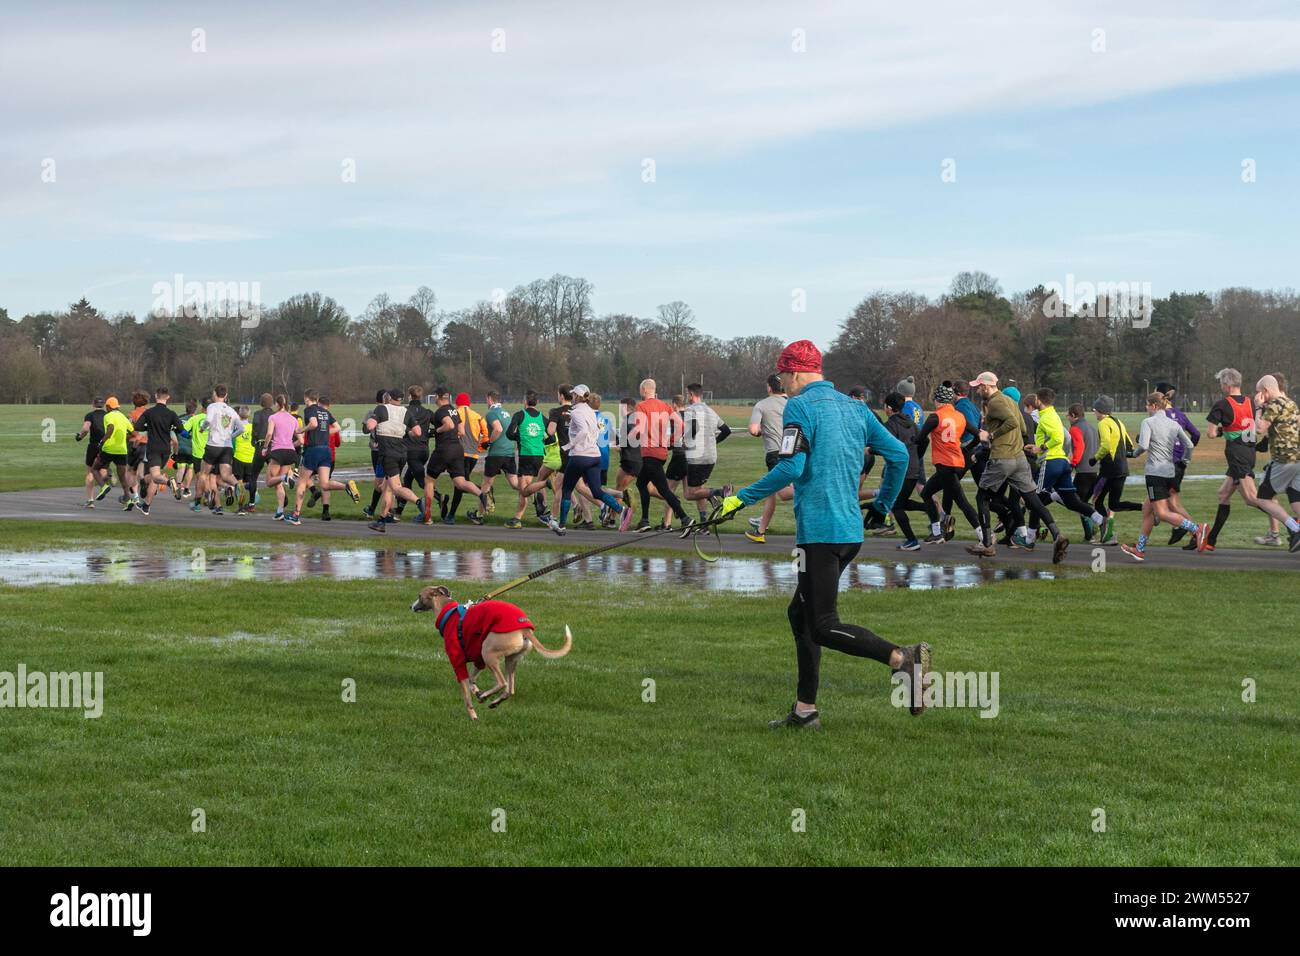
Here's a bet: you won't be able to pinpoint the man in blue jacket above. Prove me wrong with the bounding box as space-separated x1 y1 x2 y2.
718 340 933 729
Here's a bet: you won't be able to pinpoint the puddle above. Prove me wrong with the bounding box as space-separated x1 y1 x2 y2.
0 545 1057 592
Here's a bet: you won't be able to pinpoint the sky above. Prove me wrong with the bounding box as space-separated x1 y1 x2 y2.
2 0 1299 345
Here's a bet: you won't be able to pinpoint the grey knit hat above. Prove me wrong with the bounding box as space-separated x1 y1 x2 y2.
896 376 917 398
1093 395 1115 415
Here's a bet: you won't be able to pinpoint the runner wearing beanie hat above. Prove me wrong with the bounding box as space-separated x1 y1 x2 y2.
895 376 921 428
1089 394 1141 544
715 340 932 728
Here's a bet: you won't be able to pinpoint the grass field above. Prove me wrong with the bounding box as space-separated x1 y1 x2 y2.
0 402 1292 551
1 530 1296 866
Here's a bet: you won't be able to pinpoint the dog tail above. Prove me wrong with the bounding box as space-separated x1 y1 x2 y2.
526 625 573 659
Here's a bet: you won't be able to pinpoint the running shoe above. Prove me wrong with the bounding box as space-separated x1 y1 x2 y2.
1168 527 1189 546
438 491 450 520
181 488 192 499
285 512 301 525
1052 535 1069 565
321 512 331 522
383 514 395 524
1012 528 1034 551
863 508 888 534
599 504 610 525
306 487 321 508
548 516 566 536
677 516 699 536
169 477 180 499
213 506 224 516
965 543 996 558
466 509 484 526
768 705 821 730
442 516 455 526
1103 516 1115 543
748 517 762 532
993 521 1005 535
123 496 136 512
1256 532 1282 546
504 518 524 529
224 488 235 508
579 521 596 531
533 492 547 519
139 502 150 516
236 506 247 516
1082 517 1095 543
922 533 945 545
273 511 284 521
892 642 932 716
345 479 361 503
1195 522 1211 552
618 505 634 533
362 505 376 519
1119 542 1145 562
485 490 496 514
941 514 956 541
744 531 766 544
190 502 202 513
898 539 921 551
479 492 490 512
1290 529 1300 553
84 501 95 509
635 520 653 534
368 519 386 534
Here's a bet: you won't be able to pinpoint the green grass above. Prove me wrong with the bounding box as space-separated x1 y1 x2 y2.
1 566 1297 865
1 403 1292 550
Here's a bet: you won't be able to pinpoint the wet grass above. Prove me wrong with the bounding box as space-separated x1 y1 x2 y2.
1 568 1296 865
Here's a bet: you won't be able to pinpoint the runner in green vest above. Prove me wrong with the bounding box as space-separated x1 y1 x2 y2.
505 391 550 528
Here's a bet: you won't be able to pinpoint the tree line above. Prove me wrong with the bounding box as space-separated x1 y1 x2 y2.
2 271 1296 406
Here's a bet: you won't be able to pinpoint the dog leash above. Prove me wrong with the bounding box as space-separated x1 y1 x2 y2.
472 508 737 603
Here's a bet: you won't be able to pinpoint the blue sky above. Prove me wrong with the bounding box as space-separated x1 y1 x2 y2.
2 0 1298 345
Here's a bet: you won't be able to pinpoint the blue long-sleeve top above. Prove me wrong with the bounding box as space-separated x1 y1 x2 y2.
954 396 982 447
737 380 908 544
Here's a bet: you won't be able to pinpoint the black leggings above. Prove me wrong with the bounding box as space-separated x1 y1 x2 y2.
788 543 898 704
1093 474 1143 513
636 458 686 522
890 480 938 541
1029 488 1095 530
923 464 980 531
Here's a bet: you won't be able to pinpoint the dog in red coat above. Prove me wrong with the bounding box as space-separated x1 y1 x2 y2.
411 585 572 720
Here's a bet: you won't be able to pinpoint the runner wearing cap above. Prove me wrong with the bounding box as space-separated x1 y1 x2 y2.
97 396 138 505
548 385 627 535
965 372 1070 563
715 340 930 729
916 382 982 543
452 392 491 526
1153 382 1201 546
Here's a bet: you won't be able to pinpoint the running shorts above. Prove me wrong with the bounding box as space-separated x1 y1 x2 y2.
1145 475 1173 502
666 452 688 482
978 455 1037 495
517 455 543 478
484 456 516 478
685 463 714 487
303 445 333 473
203 446 234 468
268 448 298 467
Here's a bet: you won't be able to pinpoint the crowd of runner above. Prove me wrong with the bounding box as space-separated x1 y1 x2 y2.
72 363 1300 555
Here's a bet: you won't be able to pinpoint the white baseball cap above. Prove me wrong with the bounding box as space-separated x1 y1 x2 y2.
969 371 999 388
572 384 590 398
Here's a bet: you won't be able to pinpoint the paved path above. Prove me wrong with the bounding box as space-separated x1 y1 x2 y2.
2 486 1296 572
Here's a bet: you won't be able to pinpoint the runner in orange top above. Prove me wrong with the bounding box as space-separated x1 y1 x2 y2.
631 378 691 532
916 382 982 542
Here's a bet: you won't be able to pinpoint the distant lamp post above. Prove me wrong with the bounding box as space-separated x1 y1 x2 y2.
468 349 473 397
